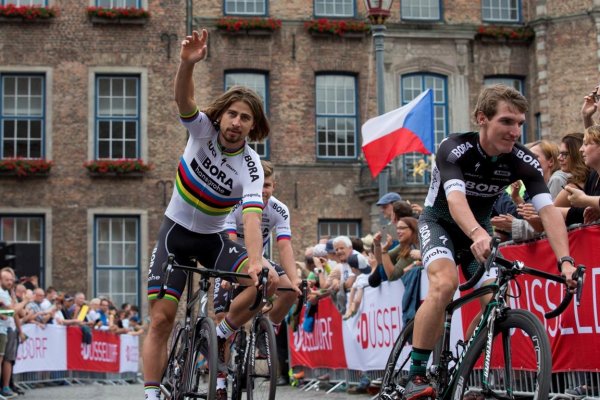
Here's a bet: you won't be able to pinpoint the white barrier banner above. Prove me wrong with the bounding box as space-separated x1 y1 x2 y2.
342 274 464 371
119 334 140 373
14 324 67 373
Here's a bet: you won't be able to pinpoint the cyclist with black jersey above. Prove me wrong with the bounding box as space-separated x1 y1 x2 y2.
403 84 577 400
143 29 279 400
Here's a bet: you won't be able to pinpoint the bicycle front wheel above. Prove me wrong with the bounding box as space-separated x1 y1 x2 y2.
378 319 415 400
185 317 218 400
449 309 551 400
246 315 277 400
161 322 188 400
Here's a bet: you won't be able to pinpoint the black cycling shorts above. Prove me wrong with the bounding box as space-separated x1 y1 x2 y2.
418 212 497 287
147 217 249 304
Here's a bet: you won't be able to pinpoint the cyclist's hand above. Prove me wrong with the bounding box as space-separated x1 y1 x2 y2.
560 262 577 292
266 267 279 297
247 263 261 287
292 276 303 296
180 29 208 64
470 230 492 264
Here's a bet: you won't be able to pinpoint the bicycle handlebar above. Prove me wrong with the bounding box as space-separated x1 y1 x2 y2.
249 266 270 311
458 239 585 319
459 237 501 291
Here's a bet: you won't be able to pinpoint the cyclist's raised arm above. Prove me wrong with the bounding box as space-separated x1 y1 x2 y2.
174 29 207 116
537 205 576 286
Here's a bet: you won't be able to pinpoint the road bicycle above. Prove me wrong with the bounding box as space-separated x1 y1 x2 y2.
378 238 585 400
157 254 262 400
228 270 307 400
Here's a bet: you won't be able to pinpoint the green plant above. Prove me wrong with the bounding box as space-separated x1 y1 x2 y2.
304 18 370 36
0 4 58 20
84 158 153 174
86 6 150 19
216 16 282 32
477 25 534 41
0 158 53 177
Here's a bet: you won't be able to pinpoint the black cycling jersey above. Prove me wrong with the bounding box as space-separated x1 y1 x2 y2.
418 132 553 279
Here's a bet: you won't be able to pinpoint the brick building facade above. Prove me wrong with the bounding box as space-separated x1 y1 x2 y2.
1 0 599 313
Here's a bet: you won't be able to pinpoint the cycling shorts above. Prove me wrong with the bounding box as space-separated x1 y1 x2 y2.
147 217 250 304
418 212 497 289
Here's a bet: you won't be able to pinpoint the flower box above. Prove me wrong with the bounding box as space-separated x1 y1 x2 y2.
0 5 58 22
216 17 282 35
305 18 370 38
0 158 53 178
476 25 534 43
87 6 149 25
84 158 153 177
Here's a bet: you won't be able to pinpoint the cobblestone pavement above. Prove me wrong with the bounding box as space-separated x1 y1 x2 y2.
17 381 376 399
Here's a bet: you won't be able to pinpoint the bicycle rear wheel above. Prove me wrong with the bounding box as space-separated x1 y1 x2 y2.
378 319 415 400
246 316 277 400
230 329 247 400
162 322 188 400
186 317 218 400
449 309 551 400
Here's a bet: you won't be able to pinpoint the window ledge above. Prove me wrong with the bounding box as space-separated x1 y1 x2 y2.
89 15 148 25
87 171 147 178
217 28 275 36
0 171 50 178
308 30 367 39
0 16 54 23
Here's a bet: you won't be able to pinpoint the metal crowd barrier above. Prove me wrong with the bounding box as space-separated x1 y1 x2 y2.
13 370 141 391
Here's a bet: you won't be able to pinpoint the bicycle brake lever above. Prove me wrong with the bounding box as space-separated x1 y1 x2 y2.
575 265 585 306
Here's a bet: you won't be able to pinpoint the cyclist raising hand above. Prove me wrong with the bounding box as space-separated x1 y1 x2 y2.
403 84 576 400
143 28 279 400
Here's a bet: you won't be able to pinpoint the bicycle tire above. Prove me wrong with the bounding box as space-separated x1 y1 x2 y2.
185 317 218 400
231 329 247 400
449 309 551 400
162 322 189 400
378 319 415 400
246 315 277 400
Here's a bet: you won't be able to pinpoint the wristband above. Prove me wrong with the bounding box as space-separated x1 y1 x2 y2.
557 256 575 272
468 226 481 239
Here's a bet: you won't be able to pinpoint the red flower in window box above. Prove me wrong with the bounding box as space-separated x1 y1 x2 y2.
86 6 150 20
476 25 534 41
0 158 53 177
216 17 282 32
304 18 370 37
0 4 58 20
84 158 153 175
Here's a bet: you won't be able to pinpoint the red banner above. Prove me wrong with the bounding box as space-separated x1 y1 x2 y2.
66 327 120 372
288 297 348 369
461 224 600 372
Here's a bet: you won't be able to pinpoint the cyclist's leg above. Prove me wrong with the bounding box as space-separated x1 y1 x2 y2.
265 262 296 325
144 218 190 400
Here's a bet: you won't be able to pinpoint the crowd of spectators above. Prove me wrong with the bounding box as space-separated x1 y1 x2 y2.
0 268 145 398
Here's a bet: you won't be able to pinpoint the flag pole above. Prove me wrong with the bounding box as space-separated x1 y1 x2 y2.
373 23 389 229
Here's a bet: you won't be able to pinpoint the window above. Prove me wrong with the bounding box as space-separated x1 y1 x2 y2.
314 0 354 17
401 0 441 21
95 0 139 7
400 73 447 184
225 0 266 16
484 76 526 141
1 74 45 159
225 71 269 158
0 215 45 285
1 1 46 5
95 216 140 307
95 75 140 159
318 219 361 240
482 0 520 22
316 74 358 159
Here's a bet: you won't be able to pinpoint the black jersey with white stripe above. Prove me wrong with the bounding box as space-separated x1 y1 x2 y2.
423 132 553 223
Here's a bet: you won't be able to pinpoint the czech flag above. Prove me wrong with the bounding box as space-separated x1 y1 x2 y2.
361 89 435 178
